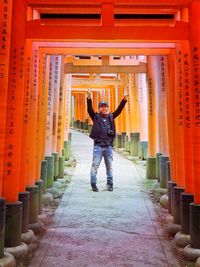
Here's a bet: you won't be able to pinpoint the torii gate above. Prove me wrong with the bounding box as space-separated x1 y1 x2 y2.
1 0 200 262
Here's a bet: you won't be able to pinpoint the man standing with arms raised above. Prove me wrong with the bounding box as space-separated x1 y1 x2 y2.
87 90 128 192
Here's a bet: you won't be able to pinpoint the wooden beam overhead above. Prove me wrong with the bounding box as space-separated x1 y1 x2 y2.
64 63 147 73
39 47 172 56
26 0 191 7
26 20 189 42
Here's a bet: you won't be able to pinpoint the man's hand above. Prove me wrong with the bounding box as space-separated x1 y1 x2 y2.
87 90 91 99
123 93 129 101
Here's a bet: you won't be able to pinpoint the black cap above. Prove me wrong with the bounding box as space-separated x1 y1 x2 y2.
98 100 109 109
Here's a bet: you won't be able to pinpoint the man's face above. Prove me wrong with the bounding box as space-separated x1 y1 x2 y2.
99 104 109 115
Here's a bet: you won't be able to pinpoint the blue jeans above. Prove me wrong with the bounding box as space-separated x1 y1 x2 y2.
90 145 113 185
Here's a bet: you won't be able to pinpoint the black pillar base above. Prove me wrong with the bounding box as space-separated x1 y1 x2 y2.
181 193 194 235
26 185 38 224
173 186 185 225
35 180 43 215
190 203 200 249
5 201 22 247
168 181 177 214
18 192 30 234
0 198 5 257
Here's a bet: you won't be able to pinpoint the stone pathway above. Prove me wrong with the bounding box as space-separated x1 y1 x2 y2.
29 129 182 267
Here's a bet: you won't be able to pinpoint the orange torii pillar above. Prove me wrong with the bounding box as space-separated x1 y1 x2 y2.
175 42 195 248
25 42 44 227
39 54 50 193
19 40 36 241
37 51 48 193
183 2 200 254
2 0 29 253
79 93 86 132
64 74 72 161
115 83 123 148
44 55 55 189
146 56 157 180
137 64 148 160
170 45 185 228
51 56 62 181
129 74 140 157
166 50 177 214
0 0 16 262
124 74 131 153
156 56 170 189
87 90 98 133
73 93 79 130
70 93 75 129
56 56 65 178
119 76 127 150
82 92 88 132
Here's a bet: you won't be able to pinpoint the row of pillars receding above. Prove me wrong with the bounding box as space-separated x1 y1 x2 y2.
2 0 200 265
70 3 200 262
0 0 74 264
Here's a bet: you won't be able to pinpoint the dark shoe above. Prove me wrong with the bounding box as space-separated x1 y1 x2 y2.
91 183 99 192
107 183 113 191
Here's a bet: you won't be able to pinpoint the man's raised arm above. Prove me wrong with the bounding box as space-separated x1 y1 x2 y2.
112 94 128 119
87 91 95 121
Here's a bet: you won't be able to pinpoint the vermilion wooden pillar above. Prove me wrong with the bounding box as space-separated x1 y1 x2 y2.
2 0 28 249
156 56 169 157
137 63 148 160
57 56 65 155
26 42 39 186
19 39 32 192
45 55 55 157
2 0 26 202
146 56 157 179
52 55 61 153
185 1 200 251
0 0 12 197
174 44 185 188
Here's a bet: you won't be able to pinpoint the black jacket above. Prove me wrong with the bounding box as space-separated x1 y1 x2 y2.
87 97 127 143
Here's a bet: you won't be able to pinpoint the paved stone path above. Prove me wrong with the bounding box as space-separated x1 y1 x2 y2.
29 130 182 267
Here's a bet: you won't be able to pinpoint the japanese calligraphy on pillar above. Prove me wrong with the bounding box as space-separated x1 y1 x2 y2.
52 55 61 151
45 56 55 155
192 47 200 127
148 77 153 116
138 74 144 102
0 0 12 79
64 75 72 140
177 50 183 126
24 57 31 125
183 53 191 128
160 57 166 92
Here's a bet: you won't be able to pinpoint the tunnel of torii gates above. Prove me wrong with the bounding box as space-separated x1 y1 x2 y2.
2 0 200 264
